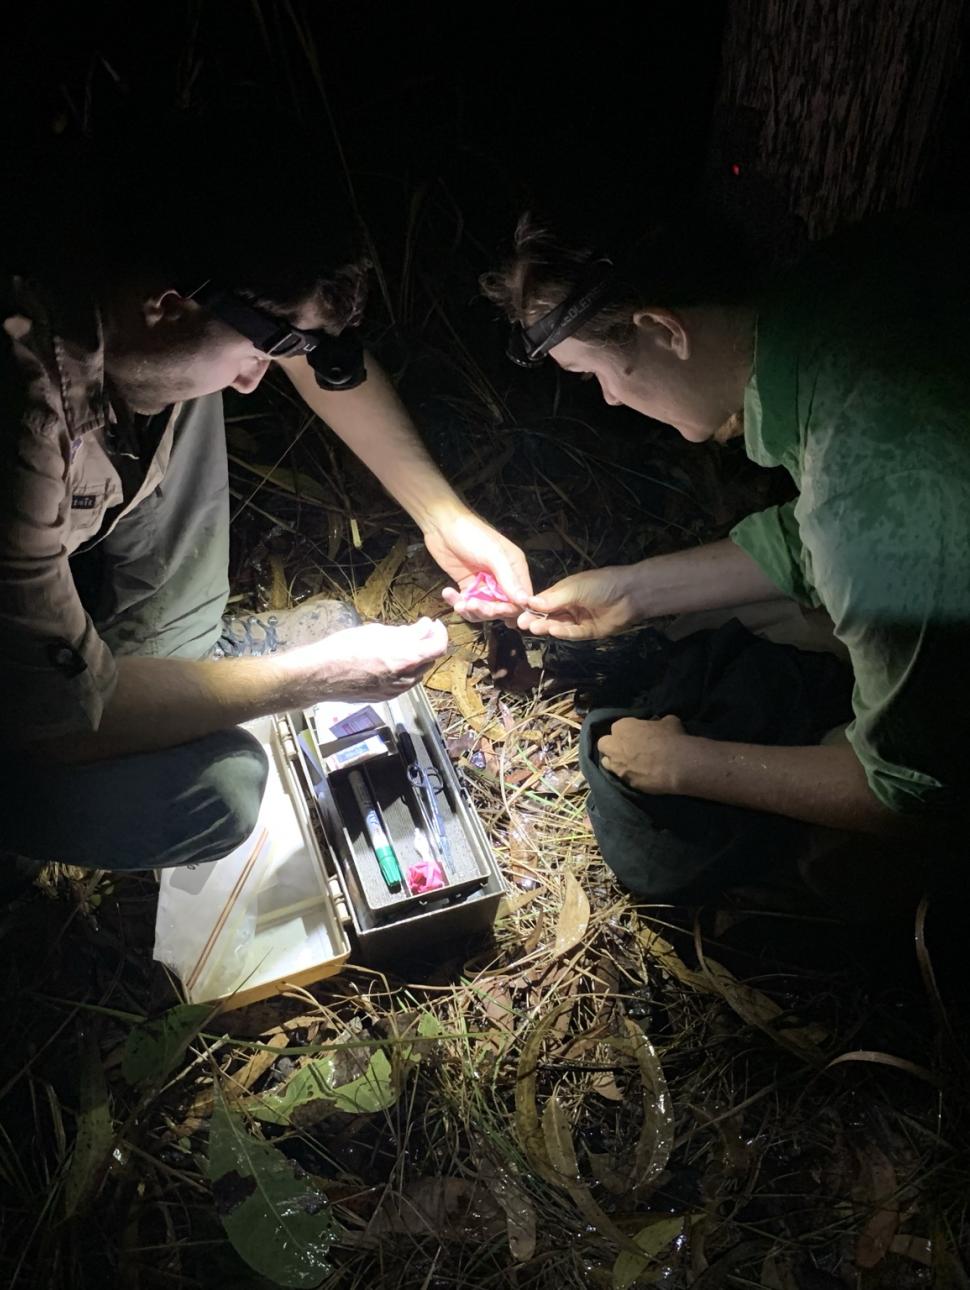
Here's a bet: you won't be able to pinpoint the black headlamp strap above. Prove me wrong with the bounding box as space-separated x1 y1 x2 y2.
186 281 311 357
510 257 616 366
183 279 368 390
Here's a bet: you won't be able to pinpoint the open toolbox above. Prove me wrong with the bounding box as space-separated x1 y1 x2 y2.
153 685 506 1010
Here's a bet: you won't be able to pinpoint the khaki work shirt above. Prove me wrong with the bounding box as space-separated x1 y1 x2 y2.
1 274 178 742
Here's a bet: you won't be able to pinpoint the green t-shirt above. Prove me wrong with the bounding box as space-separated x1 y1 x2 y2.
730 220 970 820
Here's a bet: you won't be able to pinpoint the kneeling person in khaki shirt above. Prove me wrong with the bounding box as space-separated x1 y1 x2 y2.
0 116 531 876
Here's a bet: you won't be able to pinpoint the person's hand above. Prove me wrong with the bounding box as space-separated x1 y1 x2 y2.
291 617 448 702
517 565 646 639
597 715 694 795
427 508 532 622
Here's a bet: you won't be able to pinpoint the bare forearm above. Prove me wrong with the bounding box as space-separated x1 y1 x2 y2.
633 539 784 618
28 618 448 764
33 654 319 764
675 738 902 837
523 536 785 638
278 352 462 530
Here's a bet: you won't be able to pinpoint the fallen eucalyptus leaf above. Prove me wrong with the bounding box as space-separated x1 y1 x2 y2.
612 1215 686 1290
552 872 591 958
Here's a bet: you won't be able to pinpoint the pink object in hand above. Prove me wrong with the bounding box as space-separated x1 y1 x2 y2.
464 571 511 603
407 858 447 893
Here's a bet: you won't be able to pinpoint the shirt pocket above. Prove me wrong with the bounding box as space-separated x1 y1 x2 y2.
64 477 115 548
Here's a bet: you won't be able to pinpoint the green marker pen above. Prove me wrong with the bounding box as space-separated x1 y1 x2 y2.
348 769 404 892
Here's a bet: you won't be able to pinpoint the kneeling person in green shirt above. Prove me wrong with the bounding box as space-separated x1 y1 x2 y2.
483 215 970 894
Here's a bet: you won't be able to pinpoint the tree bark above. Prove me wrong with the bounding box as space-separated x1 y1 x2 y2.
708 0 966 239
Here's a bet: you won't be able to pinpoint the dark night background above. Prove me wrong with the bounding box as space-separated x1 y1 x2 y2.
7 1 970 346
1 4 726 262
7 0 970 280
6 1 969 354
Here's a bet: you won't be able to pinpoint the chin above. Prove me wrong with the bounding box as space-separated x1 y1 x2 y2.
124 377 215 414
675 422 716 444
124 390 177 415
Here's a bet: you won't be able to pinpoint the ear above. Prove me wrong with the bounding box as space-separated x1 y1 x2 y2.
143 289 193 329
632 307 690 361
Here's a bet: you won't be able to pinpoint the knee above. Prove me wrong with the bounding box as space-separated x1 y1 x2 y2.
192 727 270 860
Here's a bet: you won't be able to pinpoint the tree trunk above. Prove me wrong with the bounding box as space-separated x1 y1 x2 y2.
708 0 966 240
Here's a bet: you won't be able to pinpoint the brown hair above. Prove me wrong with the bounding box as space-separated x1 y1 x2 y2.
240 264 370 338
10 110 370 335
480 211 761 351
118 112 372 335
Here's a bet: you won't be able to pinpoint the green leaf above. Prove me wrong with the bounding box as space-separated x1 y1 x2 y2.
247 1054 338 1126
397 1011 446 1068
612 1216 686 1289
329 1049 398 1113
249 1050 398 1126
208 1096 335 1288
418 1013 444 1039
63 1030 114 1217
122 1003 211 1086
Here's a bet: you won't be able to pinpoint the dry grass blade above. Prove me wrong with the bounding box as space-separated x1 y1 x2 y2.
824 1050 942 1086
228 455 330 506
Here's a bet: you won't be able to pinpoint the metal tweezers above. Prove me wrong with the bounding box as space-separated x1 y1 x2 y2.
396 725 455 876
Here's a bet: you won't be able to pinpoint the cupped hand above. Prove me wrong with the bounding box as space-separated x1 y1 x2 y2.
298 617 449 701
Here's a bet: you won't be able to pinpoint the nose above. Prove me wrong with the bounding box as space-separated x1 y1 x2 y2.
231 358 271 394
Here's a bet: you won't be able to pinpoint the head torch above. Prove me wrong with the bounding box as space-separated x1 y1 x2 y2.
506 256 615 368
186 280 367 391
